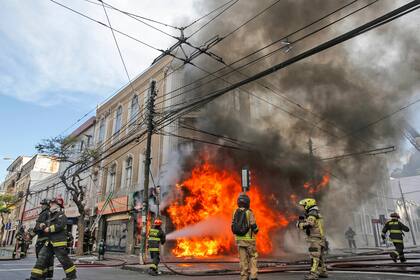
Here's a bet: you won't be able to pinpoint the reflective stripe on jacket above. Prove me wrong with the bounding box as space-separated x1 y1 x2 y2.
148 227 166 252
382 219 409 242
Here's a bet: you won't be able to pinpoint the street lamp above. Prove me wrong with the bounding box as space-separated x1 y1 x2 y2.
390 177 417 245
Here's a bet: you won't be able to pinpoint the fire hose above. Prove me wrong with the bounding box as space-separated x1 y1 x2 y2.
157 254 420 277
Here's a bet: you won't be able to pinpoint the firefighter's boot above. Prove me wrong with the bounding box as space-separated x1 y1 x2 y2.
304 272 319 280
390 251 398 263
62 276 77 280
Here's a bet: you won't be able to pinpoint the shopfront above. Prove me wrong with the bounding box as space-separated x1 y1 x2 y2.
97 196 130 252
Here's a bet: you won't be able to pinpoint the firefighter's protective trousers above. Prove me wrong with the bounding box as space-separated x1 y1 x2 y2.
31 242 76 280
35 239 54 278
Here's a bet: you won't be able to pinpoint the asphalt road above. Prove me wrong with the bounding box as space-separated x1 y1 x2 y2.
1 256 419 280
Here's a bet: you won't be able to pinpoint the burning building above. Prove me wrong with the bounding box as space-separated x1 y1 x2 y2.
90 0 419 256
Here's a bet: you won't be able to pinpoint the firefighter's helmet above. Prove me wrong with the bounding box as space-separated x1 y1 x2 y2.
390 212 400 219
50 197 64 208
154 219 162 226
40 199 49 205
237 193 250 209
299 198 317 210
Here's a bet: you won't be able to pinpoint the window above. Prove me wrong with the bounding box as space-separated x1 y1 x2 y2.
80 140 84 152
138 154 145 186
124 157 133 189
98 118 106 144
107 164 117 193
130 95 139 123
114 106 123 134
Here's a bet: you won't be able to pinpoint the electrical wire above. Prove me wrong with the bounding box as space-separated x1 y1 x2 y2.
187 0 241 38
99 0 135 95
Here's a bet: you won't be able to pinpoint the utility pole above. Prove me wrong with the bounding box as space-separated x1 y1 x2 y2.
398 180 417 245
139 80 157 264
13 180 30 259
308 138 315 183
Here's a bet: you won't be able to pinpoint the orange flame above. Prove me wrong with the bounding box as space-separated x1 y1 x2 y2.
303 174 330 194
167 162 289 257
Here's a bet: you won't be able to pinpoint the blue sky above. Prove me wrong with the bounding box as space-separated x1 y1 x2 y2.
0 0 198 179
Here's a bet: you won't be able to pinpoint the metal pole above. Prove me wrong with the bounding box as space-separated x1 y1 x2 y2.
139 80 156 264
398 180 417 245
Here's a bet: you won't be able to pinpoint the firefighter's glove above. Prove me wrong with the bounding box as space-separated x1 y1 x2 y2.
299 215 305 221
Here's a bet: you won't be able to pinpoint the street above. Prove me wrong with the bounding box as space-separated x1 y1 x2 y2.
0 256 418 280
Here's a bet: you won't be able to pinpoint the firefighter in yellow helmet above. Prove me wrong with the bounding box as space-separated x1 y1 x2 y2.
296 198 328 280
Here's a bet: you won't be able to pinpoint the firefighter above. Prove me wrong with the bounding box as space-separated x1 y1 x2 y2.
148 218 166 276
32 199 55 279
16 226 27 258
232 193 259 280
296 198 328 280
27 197 77 280
97 239 106 261
381 212 410 263
345 227 357 249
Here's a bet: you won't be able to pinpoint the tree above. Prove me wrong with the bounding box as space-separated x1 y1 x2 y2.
0 194 18 246
36 136 99 255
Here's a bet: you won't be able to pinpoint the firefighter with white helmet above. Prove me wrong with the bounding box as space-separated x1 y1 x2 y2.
296 198 328 280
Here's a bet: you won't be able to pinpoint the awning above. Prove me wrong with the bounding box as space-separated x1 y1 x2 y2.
106 213 130 222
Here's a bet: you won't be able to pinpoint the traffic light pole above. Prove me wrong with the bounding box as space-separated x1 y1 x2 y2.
139 80 156 264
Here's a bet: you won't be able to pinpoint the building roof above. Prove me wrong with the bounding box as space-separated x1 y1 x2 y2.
69 116 96 138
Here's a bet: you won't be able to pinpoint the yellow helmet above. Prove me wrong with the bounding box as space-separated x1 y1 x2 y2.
299 198 317 210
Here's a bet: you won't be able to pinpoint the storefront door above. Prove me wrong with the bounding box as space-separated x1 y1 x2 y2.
105 220 128 252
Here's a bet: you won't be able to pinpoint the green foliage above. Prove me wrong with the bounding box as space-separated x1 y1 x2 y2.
0 194 17 213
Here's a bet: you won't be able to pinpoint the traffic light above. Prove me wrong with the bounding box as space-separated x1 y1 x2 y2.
241 166 251 192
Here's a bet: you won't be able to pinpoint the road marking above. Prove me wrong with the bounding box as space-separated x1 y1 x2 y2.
0 267 114 272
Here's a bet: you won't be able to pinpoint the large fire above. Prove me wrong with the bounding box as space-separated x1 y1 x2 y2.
167 162 290 257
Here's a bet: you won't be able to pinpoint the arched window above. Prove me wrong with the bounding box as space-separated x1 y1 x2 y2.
124 156 133 188
130 95 139 123
98 118 106 144
114 106 123 134
107 164 117 193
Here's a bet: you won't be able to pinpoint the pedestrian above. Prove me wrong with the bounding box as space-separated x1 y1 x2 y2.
231 193 259 280
345 227 357 249
27 197 77 280
297 198 328 280
381 212 410 263
31 199 55 279
98 239 106 261
148 218 166 276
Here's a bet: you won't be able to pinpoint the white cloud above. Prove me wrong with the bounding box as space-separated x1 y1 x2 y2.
0 0 198 106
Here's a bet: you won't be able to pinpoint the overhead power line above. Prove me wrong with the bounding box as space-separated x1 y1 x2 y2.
155 0 420 136
188 0 241 38
99 0 135 95
320 145 396 161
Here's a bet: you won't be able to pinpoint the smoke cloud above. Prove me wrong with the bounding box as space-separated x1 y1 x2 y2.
166 0 420 250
